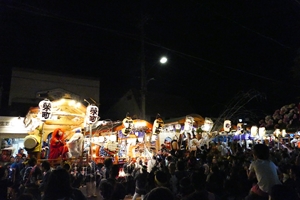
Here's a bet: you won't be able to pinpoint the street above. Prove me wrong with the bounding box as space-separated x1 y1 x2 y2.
79 186 135 200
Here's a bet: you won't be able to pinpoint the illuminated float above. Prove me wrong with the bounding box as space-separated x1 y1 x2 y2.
23 98 90 163
86 113 154 164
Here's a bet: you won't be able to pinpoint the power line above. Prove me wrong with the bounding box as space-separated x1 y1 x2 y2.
3 2 300 88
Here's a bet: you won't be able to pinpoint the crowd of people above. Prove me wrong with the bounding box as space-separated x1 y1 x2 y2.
1 138 300 200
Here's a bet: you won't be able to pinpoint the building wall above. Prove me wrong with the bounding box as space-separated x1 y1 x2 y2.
9 68 100 105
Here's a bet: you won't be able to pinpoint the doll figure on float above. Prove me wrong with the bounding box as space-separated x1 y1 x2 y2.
67 129 84 158
49 128 69 159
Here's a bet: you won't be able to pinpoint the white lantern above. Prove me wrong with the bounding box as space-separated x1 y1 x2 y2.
110 135 117 142
151 135 157 142
282 129 287 137
250 126 258 137
137 137 144 142
202 118 214 132
274 129 281 138
86 105 98 124
259 127 266 139
38 99 52 121
152 117 164 135
237 123 243 133
223 120 231 132
175 124 181 130
184 116 194 131
99 136 104 143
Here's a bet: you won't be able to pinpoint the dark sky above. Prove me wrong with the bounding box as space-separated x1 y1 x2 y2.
1 1 300 121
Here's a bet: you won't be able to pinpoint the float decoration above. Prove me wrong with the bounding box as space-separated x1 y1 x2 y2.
24 98 88 161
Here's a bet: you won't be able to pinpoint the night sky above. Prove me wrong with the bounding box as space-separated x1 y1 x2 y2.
1 1 300 121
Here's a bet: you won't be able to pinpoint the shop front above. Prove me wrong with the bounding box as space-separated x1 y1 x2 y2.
0 116 30 163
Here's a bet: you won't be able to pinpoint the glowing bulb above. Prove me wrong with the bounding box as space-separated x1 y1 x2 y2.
160 56 168 64
69 100 76 106
75 102 81 108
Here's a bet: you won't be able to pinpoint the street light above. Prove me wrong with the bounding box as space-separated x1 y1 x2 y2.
141 56 168 120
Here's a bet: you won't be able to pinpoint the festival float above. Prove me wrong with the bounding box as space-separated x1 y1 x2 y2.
159 114 210 156
23 98 97 164
88 113 155 165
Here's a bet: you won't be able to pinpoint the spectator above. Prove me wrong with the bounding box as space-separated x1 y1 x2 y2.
176 177 194 199
42 168 86 200
245 144 282 200
182 170 218 200
22 157 42 200
144 187 174 200
269 184 299 200
132 165 148 200
0 167 11 200
38 161 51 193
99 181 114 200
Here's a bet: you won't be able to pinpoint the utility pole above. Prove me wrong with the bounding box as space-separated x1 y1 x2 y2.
140 13 146 120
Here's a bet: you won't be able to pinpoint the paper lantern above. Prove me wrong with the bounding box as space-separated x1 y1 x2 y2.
110 135 117 142
223 120 231 132
86 105 98 124
202 118 214 132
237 123 243 132
259 127 266 138
122 115 133 136
38 99 52 121
274 129 280 138
151 135 157 142
282 129 287 137
99 136 105 143
184 116 194 131
152 115 164 135
175 124 181 130
250 126 258 137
